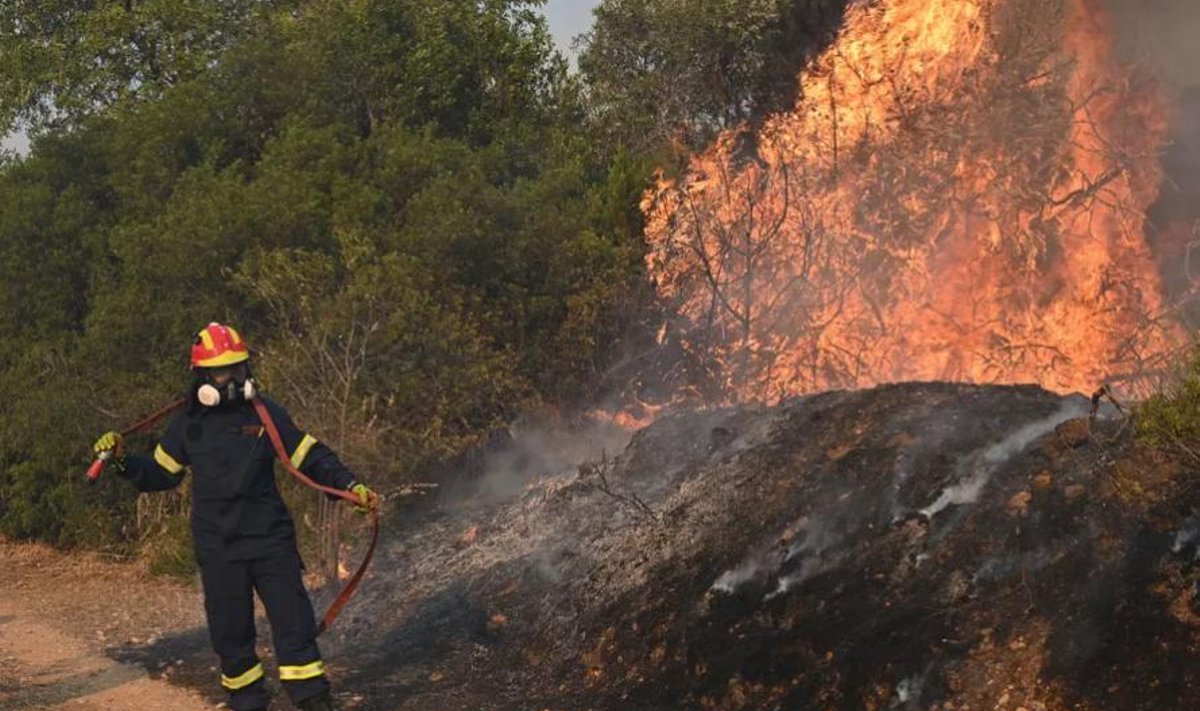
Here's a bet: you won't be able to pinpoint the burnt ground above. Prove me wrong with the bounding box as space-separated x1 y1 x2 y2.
106 383 1200 710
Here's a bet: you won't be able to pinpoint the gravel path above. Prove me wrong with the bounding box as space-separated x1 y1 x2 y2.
0 541 215 711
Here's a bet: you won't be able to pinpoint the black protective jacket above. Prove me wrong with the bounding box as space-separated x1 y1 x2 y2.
120 396 356 563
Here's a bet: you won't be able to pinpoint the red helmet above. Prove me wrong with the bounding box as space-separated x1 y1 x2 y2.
191 322 250 369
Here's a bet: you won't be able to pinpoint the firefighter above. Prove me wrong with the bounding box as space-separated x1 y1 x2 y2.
91 323 376 711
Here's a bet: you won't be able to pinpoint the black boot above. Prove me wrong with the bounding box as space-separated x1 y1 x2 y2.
296 691 336 711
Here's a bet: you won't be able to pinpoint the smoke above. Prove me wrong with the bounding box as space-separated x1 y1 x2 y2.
711 557 770 594
973 546 1065 583
1171 509 1200 559
1105 0 1200 323
709 517 840 596
1102 0 1200 328
471 420 632 503
766 524 848 599
919 400 1088 521
981 402 1088 464
892 673 928 710
710 399 1091 600
710 510 861 599
1102 0 1200 93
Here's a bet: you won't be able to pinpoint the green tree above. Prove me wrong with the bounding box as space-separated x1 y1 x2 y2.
0 0 278 135
578 0 847 154
277 0 567 144
0 0 650 560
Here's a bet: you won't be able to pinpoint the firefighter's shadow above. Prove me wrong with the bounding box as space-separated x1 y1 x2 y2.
109 626 211 667
108 626 220 700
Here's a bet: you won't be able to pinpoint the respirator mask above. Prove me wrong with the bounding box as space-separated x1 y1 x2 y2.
195 365 258 407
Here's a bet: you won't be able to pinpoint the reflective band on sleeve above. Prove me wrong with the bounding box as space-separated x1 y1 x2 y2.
154 444 185 474
290 434 318 468
279 660 326 681
221 662 265 690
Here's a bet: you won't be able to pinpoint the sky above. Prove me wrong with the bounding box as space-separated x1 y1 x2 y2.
545 0 602 57
1 1 602 157
1 130 28 156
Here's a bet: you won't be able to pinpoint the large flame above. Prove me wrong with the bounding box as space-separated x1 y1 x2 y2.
643 0 1181 404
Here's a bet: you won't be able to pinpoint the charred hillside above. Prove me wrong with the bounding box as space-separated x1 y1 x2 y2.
286 382 1196 711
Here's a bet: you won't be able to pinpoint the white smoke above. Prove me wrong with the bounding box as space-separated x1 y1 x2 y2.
919 401 1087 520
711 559 768 594
893 674 925 708
973 547 1064 583
1171 509 1200 558
765 524 846 599
712 397 1090 602
917 463 992 522
711 517 847 598
474 421 632 503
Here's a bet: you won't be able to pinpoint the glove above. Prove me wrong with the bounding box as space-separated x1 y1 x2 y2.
92 431 126 460
349 482 378 513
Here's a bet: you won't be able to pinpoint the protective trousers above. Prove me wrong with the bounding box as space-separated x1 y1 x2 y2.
200 550 329 711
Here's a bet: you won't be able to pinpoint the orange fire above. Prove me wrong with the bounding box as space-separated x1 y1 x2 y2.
587 398 667 431
643 0 1182 404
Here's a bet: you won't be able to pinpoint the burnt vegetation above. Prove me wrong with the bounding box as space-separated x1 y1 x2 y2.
125 383 1200 710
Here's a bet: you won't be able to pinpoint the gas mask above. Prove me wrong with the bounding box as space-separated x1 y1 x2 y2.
195 369 258 407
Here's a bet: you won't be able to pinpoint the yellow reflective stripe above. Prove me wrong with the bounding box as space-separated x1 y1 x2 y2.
193 349 249 368
290 434 318 468
228 326 243 345
221 662 264 690
154 445 185 475
279 660 325 681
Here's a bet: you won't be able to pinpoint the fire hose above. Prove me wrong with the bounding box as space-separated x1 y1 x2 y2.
85 398 187 481
85 397 379 636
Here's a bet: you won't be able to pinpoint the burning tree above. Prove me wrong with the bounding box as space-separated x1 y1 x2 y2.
647 151 868 403
644 0 1183 405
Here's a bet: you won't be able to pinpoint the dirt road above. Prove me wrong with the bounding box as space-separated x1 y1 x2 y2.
0 541 215 710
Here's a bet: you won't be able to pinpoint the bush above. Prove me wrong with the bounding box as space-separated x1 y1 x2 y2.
1136 346 1200 461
